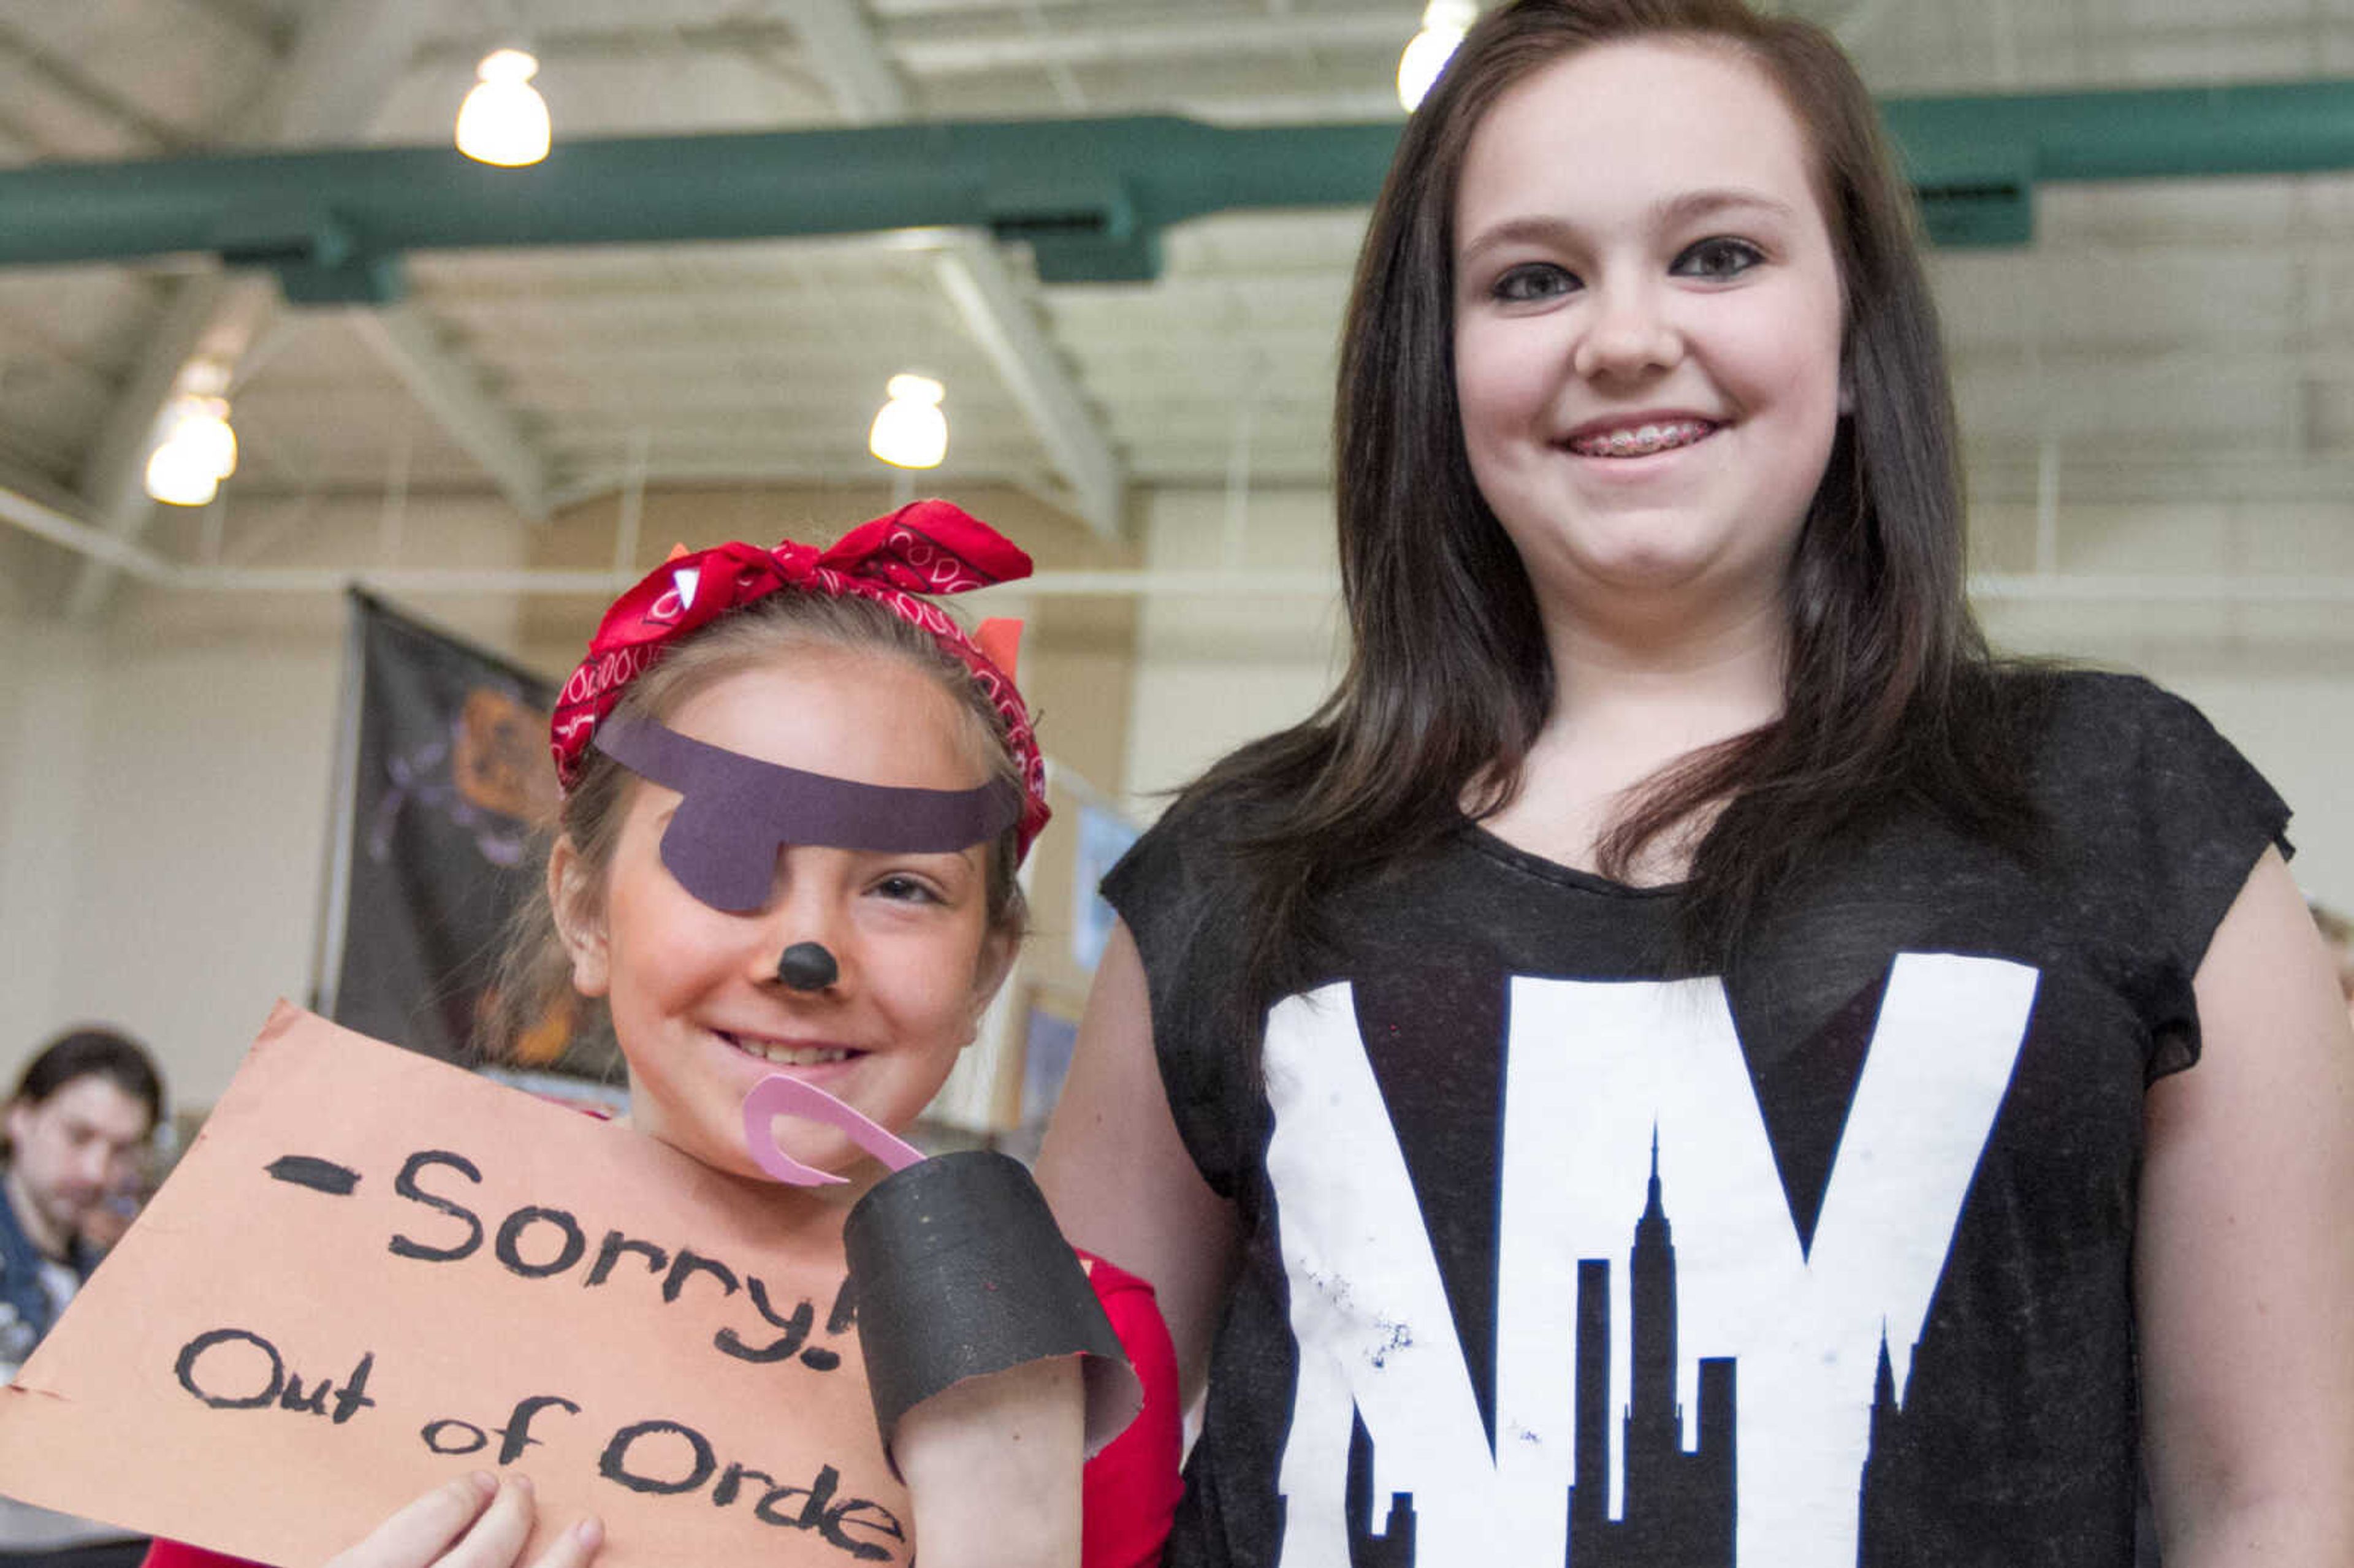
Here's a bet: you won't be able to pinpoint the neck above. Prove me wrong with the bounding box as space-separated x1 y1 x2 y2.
1539 585 1791 753
1471 582 1789 881
3 1163 71 1262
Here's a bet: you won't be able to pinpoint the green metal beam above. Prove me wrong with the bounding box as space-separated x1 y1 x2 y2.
0 116 1396 294
1 80 2350 291
1883 80 2354 246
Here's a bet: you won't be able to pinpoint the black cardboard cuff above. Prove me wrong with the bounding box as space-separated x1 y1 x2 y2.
843 1150 1141 1472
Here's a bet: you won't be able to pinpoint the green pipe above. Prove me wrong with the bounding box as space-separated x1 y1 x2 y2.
0 117 1401 294
1883 79 2354 183
0 80 2348 293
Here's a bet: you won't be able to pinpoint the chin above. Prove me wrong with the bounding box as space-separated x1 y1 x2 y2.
749 1128 877 1184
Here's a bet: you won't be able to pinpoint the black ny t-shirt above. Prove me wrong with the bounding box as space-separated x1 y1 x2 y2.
1105 672 2288 1568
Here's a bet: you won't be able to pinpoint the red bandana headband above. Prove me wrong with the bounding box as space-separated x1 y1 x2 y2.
550 498 1050 859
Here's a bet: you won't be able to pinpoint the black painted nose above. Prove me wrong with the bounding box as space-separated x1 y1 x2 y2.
775 941 839 992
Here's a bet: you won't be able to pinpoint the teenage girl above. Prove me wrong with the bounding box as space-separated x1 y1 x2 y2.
147 503 1181 1568
1038 2 2354 1564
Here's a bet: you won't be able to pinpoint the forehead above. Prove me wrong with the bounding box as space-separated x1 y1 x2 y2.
657 644 990 793
20 1076 151 1140
1455 37 1823 237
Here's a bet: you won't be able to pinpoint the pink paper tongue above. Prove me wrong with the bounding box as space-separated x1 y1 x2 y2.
741 1073 927 1186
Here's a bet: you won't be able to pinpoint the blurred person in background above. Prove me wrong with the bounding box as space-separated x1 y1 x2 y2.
74 1159 159 1260
1 1027 164 1568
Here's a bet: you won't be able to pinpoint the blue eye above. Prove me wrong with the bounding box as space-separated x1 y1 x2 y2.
1491 262 1579 303
1672 237 1764 280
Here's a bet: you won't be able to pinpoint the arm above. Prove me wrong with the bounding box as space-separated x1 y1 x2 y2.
2139 848 2354 1566
895 1358 1083 1568
1037 920 1244 1407
877 1215 1192 1568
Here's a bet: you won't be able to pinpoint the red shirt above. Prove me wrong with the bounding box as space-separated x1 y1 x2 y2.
142 1249 1178 1568
1075 1251 1183 1568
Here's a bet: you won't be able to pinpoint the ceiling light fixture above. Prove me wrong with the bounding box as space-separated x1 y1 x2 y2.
456 48 551 167
869 375 948 470
143 392 238 508
1398 0 1478 113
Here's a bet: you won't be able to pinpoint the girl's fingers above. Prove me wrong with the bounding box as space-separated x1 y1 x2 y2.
325 1474 498 1568
324 1475 597 1568
433 1476 537 1568
526 1515 605 1568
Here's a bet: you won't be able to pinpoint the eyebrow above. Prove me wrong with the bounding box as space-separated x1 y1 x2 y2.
1459 187 1799 267
1649 186 1798 229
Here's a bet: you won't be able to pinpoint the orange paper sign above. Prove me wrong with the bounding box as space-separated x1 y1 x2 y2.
0 1005 908 1567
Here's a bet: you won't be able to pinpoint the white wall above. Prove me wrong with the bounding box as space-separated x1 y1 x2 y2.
29 629 345 1098
1121 487 1347 812
0 500 527 1108
0 618 97 1043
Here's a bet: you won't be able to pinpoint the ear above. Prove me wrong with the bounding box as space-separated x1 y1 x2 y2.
547 835 611 999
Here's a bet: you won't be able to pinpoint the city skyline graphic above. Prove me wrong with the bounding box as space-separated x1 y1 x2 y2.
1334 1132 1746 1567
1325 1129 1965 1568
1260 959 2043 1568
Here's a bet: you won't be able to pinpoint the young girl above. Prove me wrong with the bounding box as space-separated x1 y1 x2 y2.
147 501 1181 1568
1038 2 2354 1564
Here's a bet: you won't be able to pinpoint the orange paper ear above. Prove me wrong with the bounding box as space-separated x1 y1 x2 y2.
664 542 693 562
973 618 1024 683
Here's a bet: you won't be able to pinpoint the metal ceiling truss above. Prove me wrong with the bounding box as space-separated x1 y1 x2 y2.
778 0 1127 538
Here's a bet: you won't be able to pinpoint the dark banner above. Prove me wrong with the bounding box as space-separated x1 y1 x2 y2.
316 592 616 1082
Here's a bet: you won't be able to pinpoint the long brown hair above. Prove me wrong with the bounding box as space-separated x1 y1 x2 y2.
1181 0 2040 1015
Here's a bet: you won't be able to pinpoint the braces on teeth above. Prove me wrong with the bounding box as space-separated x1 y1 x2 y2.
1579 421 1711 457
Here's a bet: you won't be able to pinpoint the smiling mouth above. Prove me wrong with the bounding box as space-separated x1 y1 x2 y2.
718 1032 859 1068
1567 419 1718 459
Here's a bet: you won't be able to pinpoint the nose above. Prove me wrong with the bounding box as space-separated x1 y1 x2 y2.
745 868 853 996
751 928 852 996
775 942 839 992
1571 276 1683 382
72 1140 114 1190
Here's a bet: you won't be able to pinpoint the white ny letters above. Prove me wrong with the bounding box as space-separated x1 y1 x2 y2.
1266 955 2037 1567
